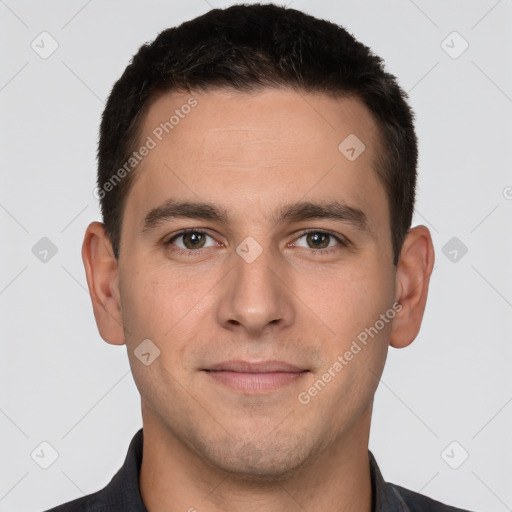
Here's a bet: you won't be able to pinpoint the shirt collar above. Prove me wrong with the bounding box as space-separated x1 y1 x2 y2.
96 428 148 511
98 428 409 512
369 450 411 512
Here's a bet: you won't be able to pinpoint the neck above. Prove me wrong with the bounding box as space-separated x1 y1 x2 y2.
139 405 373 512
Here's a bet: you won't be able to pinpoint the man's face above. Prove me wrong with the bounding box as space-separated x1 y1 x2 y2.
117 89 397 477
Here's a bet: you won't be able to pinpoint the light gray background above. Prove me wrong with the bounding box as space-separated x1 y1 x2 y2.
1 0 511 511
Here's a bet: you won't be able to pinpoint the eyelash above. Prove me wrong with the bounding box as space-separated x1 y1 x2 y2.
165 228 348 257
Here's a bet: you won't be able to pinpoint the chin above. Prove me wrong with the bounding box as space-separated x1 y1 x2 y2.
194 433 317 483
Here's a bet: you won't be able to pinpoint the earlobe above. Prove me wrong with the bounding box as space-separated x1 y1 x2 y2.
82 222 126 345
389 225 435 349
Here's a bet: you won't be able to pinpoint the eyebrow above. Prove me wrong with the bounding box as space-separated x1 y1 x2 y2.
142 199 369 233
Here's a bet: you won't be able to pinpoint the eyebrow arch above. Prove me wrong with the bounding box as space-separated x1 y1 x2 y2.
141 199 369 233
142 200 229 232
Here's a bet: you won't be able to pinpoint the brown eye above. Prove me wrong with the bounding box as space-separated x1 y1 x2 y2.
167 230 216 251
181 232 206 249
293 230 344 252
305 232 330 249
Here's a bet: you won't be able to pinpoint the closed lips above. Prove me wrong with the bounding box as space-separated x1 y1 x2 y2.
204 360 308 373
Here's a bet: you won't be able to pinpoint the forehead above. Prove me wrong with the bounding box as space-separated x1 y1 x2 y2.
124 88 387 233
141 88 380 165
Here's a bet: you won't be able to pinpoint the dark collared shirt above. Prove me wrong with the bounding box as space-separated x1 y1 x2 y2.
43 429 474 512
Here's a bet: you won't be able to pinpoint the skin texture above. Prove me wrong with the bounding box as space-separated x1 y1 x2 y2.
82 88 435 512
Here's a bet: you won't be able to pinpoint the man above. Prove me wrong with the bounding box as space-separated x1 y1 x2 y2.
45 3 475 511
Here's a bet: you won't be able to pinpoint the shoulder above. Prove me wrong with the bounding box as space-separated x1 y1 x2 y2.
390 483 477 512
40 490 103 512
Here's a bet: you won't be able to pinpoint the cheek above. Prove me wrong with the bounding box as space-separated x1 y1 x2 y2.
323 267 395 394
118 260 175 343
300 268 394 425
118 267 195 399
118 261 210 363
316 262 394 344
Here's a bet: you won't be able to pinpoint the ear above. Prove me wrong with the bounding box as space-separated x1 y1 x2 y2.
390 225 435 349
82 221 125 345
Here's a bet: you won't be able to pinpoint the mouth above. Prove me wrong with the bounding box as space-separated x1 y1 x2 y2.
203 360 309 393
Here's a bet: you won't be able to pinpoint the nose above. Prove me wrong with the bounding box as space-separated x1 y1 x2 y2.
215 243 295 338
